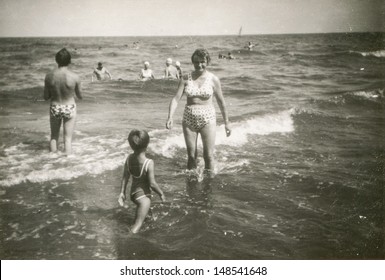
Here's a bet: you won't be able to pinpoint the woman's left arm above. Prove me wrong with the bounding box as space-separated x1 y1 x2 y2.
212 75 231 137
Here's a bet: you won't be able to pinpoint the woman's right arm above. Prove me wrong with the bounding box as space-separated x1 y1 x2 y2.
166 78 186 129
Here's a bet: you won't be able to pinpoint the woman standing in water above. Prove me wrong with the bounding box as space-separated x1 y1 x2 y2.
166 48 231 176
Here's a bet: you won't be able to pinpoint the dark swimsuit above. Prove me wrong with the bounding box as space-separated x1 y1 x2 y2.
128 157 152 202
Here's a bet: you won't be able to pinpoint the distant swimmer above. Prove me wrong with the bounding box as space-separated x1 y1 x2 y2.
44 48 82 155
139 61 155 81
92 62 112 81
227 52 235 59
175 61 183 79
132 41 140 49
245 41 255 51
164 58 179 79
218 53 226 59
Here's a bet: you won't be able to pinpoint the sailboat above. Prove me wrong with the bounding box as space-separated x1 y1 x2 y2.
238 26 242 37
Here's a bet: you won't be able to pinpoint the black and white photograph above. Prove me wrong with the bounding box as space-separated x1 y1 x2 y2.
0 0 383 270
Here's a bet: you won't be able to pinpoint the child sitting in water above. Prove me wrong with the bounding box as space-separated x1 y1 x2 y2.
118 129 165 233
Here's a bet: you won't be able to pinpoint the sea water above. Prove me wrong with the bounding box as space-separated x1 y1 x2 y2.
0 33 384 259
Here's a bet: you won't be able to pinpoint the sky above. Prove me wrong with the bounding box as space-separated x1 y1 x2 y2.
0 0 383 37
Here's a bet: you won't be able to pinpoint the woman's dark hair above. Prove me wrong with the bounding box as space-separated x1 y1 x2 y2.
191 48 211 65
55 48 71 67
128 129 150 151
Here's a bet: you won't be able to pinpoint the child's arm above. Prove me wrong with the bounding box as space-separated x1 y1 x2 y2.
147 160 165 202
118 157 131 206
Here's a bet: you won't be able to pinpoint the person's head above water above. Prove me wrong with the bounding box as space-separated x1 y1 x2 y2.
55 48 71 67
128 129 150 151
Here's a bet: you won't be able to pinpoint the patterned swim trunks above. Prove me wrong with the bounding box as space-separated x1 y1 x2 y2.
50 104 76 120
183 104 216 131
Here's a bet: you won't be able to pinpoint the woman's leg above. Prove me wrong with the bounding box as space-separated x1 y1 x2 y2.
131 197 151 233
200 123 216 173
183 124 199 169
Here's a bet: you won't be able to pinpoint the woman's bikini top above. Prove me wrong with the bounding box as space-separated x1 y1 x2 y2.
183 72 214 99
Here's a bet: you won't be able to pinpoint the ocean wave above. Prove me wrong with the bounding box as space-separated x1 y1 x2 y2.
350 50 385 58
232 49 267 56
0 110 294 186
318 89 385 107
307 87 385 112
349 89 385 99
150 110 295 158
0 136 127 187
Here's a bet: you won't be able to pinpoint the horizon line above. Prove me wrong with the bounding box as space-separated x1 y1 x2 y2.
0 31 383 39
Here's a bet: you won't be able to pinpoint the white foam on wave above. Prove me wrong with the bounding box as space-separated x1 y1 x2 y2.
150 110 294 158
351 50 385 58
349 89 384 100
215 158 251 174
1 110 294 186
217 109 294 146
0 136 127 187
149 129 185 158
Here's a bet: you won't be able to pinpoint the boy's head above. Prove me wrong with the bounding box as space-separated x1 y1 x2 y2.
128 129 150 151
55 48 71 67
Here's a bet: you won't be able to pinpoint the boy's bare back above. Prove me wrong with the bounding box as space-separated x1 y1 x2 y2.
44 68 82 104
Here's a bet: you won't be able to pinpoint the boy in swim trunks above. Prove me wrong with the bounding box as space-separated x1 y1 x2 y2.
118 129 165 233
44 48 82 154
